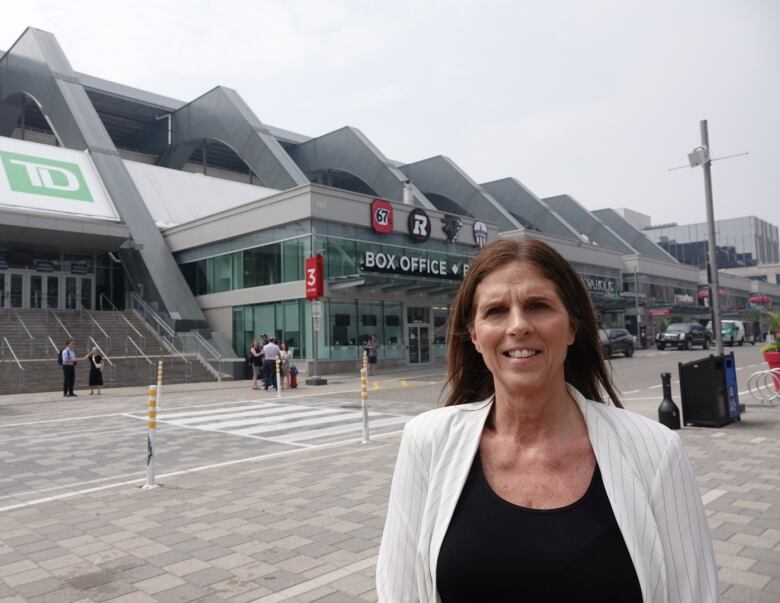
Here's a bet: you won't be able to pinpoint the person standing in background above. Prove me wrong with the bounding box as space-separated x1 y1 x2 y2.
61 339 78 397
262 337 280 391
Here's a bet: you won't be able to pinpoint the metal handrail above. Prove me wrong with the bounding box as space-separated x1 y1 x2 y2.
12 309 32 339
47 308 72 339
2 336 24 371
88 312 111 351
127 335 153 365
129 292 175 339
48 336 59 355
99 293 120 312
88 336 114 367
174 332 221 381
193 332 221 359
12 309 34 357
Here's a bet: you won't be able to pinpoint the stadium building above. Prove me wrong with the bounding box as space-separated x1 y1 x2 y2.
2 27 779 387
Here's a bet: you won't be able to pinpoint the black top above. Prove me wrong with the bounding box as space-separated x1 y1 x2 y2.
437 455 643 602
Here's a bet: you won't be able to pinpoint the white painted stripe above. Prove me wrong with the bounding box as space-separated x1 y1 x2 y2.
189 408 351 432
271 416 409 443
256 556 377 602
649 384 663 389
153 402 276 419
623 389 641 394
159 404 322 425
701 489 726 505
234 411 366 436
749 436 767 443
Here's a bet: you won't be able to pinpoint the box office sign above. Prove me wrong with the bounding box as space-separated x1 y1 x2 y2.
0 137 119 221
361 251 469 280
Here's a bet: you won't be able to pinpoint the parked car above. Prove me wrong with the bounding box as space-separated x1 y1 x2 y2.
706 320 747 346
599 328 635 357
656 323 711 350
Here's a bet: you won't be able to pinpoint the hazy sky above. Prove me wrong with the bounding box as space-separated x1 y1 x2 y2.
2 0 778 228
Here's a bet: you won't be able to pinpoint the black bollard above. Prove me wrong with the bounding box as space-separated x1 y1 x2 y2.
658 372 681 430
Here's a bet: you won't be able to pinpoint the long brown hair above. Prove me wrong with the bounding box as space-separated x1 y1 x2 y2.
445 237 622 407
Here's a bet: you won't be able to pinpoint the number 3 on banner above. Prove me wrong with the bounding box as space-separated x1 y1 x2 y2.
305 255 324 300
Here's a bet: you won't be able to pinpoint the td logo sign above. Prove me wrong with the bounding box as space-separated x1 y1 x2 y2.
0 151 94 202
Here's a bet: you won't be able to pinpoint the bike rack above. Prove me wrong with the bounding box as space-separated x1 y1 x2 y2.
746 368 780 405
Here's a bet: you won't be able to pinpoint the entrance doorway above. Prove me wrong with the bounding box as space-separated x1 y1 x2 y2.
0 271 93 310
407 324 430 364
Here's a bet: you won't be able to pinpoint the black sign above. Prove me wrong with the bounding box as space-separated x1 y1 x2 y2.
34 259 54 272
71 263 88 275
0 258 7 271
361 251 468 280
441 215 463 242
407 208 431 242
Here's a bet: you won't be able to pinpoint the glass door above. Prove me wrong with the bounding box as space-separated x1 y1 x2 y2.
80 276 93 310
0 273 5 308
9 273 23 308
407 325 431 364
65 277 77 309
46 276 59 309
30 275 43 308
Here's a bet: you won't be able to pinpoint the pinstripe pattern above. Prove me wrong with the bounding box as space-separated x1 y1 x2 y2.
376 385 718 603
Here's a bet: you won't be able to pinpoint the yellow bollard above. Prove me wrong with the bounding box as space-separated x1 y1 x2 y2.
360 367 370 443
143 385 158 489
156 361 163 411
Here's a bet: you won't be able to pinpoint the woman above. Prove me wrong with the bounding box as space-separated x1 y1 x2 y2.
279 343 291 390
87 346 103 395
248 339 263 390
376 238 717 603
365 335 379 376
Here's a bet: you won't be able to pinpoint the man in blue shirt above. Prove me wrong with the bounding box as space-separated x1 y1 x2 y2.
62 339 78 397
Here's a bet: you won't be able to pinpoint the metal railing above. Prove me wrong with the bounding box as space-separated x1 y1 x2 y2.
12 309 34 357
127 335 155 383
129 292 175 341
174 332 223 381
47 308 72 340
88 313 111 352
48 336 60 356
1 336 24 389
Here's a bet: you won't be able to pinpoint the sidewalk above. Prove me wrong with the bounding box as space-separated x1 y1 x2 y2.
1 371 779 601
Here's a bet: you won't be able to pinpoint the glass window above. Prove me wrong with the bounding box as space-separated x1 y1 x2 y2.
327 238 358 278
232 251 244 290
283 300 302 359
407 306 430 324
330 300 358 359
282 238 305 282
358 301 382 349
243 245 281 288
209 254 232 293
384 302 404 359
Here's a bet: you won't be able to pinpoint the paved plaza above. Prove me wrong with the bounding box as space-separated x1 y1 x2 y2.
1 348 780 602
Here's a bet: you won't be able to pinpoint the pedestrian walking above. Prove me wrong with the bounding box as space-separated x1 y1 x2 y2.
262 337 280 391
377 238 718 603
278 343 291 389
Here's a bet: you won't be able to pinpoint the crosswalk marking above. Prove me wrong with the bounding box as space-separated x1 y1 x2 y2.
127 401 410 446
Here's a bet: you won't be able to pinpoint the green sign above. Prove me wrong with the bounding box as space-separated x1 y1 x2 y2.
0 151 93 202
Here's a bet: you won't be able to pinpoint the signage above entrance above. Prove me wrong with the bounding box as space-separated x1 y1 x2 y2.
361 251 468 280
407 208 431 242
0 137 119 221
370 199 393 234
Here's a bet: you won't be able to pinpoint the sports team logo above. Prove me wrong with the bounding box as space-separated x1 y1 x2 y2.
473 220 488 248
370 199 393 234
407 208 431 242
441 215 463 243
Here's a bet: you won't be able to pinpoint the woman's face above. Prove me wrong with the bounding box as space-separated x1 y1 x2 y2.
469 261 575 399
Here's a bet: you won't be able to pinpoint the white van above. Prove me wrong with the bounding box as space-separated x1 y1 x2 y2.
706 320 747 346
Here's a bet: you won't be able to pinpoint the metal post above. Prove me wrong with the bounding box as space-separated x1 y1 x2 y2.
143 385 158 489
307 227 327 385
633 264 641 343
276 356 282 398
360 368 370 443
363 349 368 377
701 120 724 356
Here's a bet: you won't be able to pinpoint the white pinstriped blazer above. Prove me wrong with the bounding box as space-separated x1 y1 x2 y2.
376 385 719 603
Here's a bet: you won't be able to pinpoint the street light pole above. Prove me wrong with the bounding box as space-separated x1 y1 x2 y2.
700 120 724 356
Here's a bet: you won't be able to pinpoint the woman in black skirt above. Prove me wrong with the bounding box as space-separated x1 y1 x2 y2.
87 347 104 395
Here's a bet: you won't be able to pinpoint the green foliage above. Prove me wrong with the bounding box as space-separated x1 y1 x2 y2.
767 310 780 333
762 340 780 353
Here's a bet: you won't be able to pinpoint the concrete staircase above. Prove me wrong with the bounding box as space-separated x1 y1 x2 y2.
0 309 229 395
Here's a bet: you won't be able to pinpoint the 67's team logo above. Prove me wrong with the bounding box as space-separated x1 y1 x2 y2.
371 198 393 234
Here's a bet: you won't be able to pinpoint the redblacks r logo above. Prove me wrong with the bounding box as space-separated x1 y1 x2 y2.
371 199 393 234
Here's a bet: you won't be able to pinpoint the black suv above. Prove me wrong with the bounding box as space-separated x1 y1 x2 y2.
599 328 635 358
655 323 710 350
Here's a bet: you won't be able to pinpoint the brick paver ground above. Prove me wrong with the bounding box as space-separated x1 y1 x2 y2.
1 363 779 602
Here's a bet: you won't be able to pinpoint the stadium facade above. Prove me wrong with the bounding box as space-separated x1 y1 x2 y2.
2 27 779 373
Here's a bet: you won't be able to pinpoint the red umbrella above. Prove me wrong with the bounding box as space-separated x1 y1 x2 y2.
749 295 771 305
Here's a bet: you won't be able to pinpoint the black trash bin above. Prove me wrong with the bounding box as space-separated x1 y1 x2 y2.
678 354 732 427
